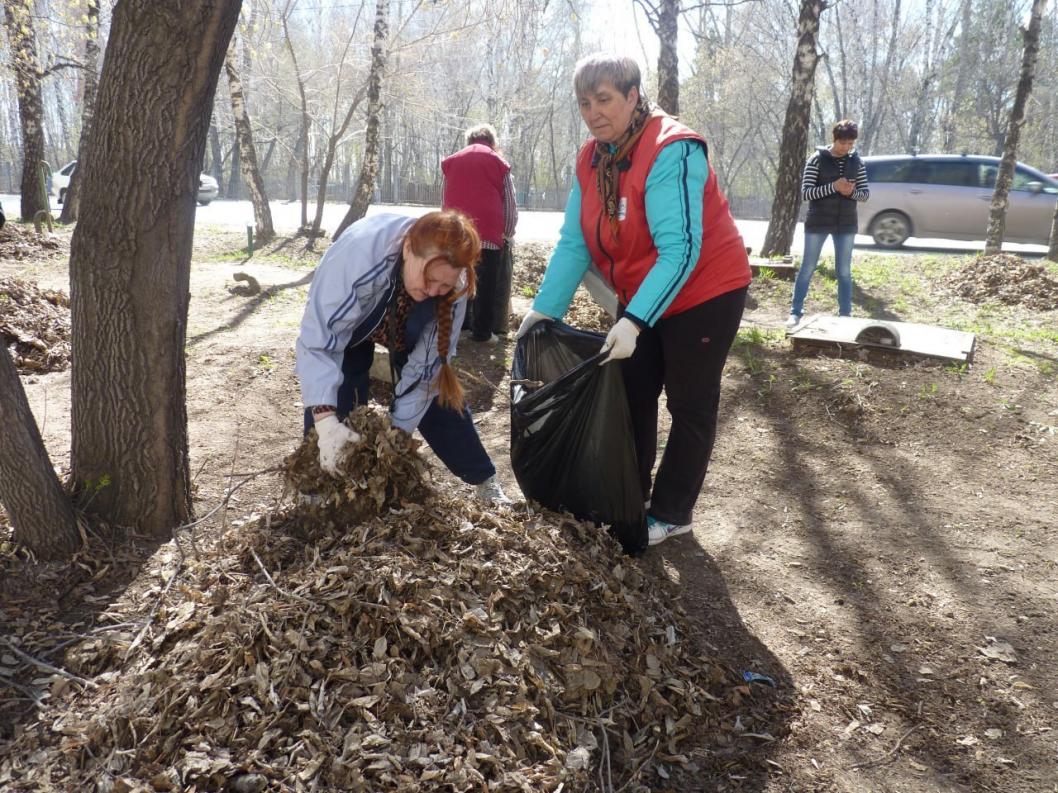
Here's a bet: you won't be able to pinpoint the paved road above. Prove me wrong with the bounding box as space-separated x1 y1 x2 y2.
2 193 1048 257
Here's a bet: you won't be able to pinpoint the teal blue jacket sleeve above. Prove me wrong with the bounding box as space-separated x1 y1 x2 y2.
625 140 707 326
531 179 592 319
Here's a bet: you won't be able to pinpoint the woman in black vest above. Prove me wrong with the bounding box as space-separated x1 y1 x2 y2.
787 120 870 328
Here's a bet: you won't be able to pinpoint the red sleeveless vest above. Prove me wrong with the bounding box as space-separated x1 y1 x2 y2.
576 112 750 318
441 144 510 246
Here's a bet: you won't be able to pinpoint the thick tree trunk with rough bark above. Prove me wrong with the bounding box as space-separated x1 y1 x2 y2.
225 40 274 243
761 0 826 258
984 0 1046 256
69 0 240 536
655 0 680 115
60 0 101 224
0 346 79 560
4 0 49 222
334 0 388 240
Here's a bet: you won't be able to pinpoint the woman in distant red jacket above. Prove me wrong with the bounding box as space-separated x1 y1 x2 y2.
441 124 518 342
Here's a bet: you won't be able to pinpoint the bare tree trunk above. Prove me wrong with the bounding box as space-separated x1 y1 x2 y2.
761 0 827 258
209 122 225 191
942 0 973 151
654 0 680 115
335 0 388 240
69 0 240 536
308 84 365 240
3 0 49 222
0 346 79 560
984 0 1046 256
225 39 274 243
282 8 310 230
308 18 369 241
226 136 241 199
60 0 101 224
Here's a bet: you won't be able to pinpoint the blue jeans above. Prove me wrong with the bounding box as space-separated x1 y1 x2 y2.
791 230 855 317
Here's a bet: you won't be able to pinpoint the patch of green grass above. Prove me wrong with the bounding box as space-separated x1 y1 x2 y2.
735 326 784 347
520 285 537 299
257 354 276 371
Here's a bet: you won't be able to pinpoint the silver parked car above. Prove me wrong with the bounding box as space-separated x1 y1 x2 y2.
52 160 220 206
860 154 1058 248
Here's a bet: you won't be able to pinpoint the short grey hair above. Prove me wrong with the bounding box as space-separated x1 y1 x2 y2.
573 53 642 101
465 123 497 148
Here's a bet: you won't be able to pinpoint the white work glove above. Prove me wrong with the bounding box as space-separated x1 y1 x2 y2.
314 414 362 476
515 309 552 340
600 317 640 365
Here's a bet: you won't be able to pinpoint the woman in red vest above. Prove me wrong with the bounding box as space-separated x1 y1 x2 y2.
517 53 751 546
442 124 518 342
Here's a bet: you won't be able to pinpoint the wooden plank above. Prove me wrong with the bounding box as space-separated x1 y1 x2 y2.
788 315 976 363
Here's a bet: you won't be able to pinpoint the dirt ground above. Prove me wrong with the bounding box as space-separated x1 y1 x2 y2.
2 222 1057 792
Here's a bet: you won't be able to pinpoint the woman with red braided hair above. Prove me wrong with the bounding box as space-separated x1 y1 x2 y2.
296 211 510 504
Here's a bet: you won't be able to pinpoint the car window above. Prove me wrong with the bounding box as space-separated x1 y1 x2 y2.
1011 166 1057 193
920 160 977 187
61 162 77 175
865 159 912 183
978 164 997 189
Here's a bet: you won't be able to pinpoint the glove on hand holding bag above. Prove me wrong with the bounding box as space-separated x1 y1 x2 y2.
515 309 551 340
600 317 640 364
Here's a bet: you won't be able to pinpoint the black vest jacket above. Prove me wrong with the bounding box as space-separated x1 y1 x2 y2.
804 149 862 233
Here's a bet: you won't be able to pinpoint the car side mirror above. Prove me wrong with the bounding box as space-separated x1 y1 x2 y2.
1026 181 1044 195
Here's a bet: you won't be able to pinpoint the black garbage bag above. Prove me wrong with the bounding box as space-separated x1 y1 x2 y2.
510 320 647 554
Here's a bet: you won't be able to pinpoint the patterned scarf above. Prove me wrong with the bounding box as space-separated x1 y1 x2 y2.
593 98 653 238
370 277 414 352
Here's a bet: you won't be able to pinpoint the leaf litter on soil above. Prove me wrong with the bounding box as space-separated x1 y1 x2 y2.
944 253 1058 311
1 276 71 374
513 241 612 333
0 406 782 791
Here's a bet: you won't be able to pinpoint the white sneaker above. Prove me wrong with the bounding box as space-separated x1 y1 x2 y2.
785 313 801 330
474 475 511 506
647 516 692 546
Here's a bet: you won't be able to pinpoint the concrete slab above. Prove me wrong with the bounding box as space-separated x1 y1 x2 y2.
788 315 976 364
749 257 798 279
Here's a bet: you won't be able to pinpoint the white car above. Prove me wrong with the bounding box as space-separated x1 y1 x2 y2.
52 160 220 206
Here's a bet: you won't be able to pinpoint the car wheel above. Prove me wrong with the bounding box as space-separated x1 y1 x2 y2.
58 188 66 205
870 211 911 248
197 199 211 206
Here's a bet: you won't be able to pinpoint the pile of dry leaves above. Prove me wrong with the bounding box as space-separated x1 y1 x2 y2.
512 241 553 298
512 241 612 333
1 276 71 373
0 223 65 261
946 253 1058 310
0 408 778 791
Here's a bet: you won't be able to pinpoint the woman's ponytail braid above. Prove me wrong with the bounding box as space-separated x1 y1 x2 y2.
434 295 465 412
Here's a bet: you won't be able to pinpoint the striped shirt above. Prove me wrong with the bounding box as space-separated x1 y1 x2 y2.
802 151 870 202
